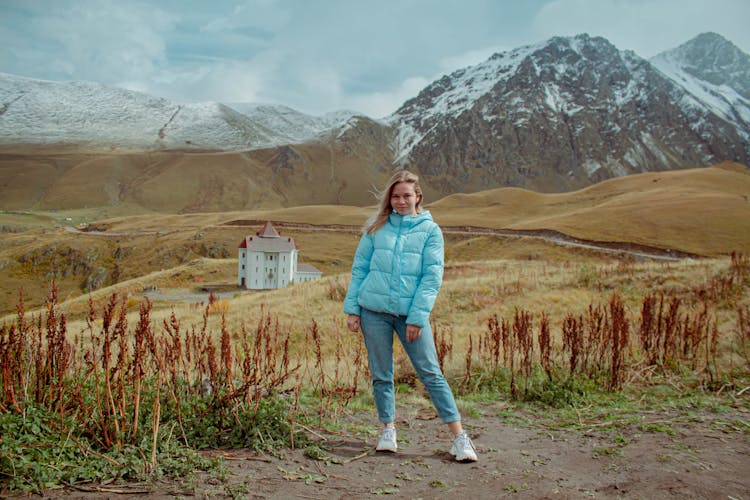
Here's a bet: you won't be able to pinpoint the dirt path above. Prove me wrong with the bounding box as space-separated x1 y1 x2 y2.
141 287 244 304
65 219 699 263
57 401 750 499
222 220 699 262
208 404 749 499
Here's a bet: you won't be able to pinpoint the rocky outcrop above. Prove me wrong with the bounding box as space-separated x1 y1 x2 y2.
390 34 750 195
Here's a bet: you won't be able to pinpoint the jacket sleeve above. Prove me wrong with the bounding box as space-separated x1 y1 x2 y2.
406 224 444 327
343 234 374 316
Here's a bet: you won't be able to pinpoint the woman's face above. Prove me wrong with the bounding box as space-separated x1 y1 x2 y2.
391 182 420 215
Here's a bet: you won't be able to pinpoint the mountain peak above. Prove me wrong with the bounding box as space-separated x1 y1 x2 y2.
681 31 741 55
389 33 643 164
652 32 750 99
389 31 749 193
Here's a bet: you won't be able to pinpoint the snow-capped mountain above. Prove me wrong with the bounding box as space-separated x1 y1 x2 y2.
0 73 356 150
228 103 363 144
0 32 748 206
388 33 749 193
650 32 750 134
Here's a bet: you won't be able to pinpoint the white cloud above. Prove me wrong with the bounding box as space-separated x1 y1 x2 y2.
438 45 511 74
532 0 750 57
119 47 287 104
2 0 748 118
148 63 265 104
346 76 433 119
31 0 176 82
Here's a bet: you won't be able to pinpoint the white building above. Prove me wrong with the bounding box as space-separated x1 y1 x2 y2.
237 221 322 290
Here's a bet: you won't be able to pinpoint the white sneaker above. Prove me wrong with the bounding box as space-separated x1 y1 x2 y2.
376 426 397 452
450 432 478 462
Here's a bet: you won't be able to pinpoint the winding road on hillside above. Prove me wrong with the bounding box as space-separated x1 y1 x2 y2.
65 221 697 262
444 226 695 261
221 220 698 262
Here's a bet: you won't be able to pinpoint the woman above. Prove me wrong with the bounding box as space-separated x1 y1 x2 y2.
343 170 478 462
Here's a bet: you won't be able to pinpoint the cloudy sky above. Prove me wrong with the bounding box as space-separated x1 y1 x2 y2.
1 0 748 118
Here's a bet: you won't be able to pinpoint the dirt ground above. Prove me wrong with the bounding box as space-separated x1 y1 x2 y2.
46 399 749 499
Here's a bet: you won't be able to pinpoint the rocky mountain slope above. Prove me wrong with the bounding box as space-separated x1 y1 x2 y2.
390 33 750 194
651 32 750 133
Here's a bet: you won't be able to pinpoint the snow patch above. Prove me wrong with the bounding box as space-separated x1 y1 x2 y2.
651 52 750 138
582 160 602 177
0 72 362 151
390 41 542 161
584 157 628 178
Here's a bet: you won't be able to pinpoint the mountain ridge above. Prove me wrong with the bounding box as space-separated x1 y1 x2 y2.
391 33 749 195
0 32 748 210
0 72 360 151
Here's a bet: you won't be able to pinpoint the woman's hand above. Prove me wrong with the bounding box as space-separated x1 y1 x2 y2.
346 314 361 332
406 324 422 342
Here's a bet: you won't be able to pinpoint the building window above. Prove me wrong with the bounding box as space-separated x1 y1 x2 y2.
242 265 245 270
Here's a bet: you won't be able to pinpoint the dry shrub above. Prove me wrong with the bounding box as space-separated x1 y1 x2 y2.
584 304 607 375
326 277 349 301
514 308 534 395
484 315 504 370
209 298 230 316
539 313 552 381
692 252 748 305
306 318 364 420
637 292 719 384
562 314 583 375
608 293 629 391
434 322 453 372
737 305 750 368
730 251 749 282
0 282 368 457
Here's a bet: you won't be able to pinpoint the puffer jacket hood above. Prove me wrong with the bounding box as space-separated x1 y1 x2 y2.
343 210 444 327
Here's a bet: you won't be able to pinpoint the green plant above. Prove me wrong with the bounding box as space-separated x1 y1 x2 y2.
593 446 624 457
522 377 596 408
613 434 629 446
641 422 676 436
303 443 342 465
225 480 250 499
0 284 321 493
0 404 219 493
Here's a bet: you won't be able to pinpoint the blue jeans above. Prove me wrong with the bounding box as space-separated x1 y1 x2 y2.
359 308 461 424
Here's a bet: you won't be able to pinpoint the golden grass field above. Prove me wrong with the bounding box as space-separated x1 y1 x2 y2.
12 244 743 388
0 137 394 212
0 162 748 383
1 162 749 317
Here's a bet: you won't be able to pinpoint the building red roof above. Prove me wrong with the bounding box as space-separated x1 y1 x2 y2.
238 221 296 252
257 221 281 238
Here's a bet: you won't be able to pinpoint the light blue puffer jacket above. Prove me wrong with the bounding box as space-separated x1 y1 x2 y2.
343 210 444 328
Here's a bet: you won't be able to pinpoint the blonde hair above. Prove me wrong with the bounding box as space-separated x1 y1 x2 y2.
363 170 423 234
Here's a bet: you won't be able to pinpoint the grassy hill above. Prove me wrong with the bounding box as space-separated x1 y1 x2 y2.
0 163 748 316
0 135 394 212
430 162 750 256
